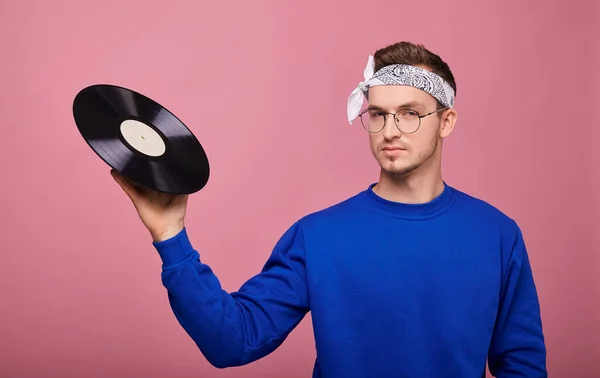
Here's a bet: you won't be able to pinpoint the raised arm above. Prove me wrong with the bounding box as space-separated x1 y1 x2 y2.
110 170 309 368
155 224 310 367
488 224 547 377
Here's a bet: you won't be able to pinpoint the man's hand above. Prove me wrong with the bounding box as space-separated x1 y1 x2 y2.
110 169 188 242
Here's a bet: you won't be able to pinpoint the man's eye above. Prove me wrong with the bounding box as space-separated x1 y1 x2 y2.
399 110 418 117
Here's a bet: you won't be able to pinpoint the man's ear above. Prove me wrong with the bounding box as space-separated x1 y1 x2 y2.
439 108 457 138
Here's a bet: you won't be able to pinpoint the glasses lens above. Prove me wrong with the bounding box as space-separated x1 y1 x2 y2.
360 110 384 132
395 110 420 133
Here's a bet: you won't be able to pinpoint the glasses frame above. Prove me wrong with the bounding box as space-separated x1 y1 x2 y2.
358 107 448 134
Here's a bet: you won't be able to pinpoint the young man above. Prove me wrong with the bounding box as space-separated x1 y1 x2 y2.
112 41 547 377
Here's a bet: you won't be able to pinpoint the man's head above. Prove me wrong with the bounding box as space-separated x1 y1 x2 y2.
351 42 458 179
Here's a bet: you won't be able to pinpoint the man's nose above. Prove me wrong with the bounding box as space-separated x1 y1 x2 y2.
382 114 401 140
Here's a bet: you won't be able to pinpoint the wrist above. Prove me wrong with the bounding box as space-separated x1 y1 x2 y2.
152 224 184 242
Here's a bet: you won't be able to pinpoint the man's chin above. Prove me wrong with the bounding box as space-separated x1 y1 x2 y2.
372 152 417 176
380 161 416 176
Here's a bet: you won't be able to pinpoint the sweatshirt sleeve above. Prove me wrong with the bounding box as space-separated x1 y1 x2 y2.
487 224 547 377
152 221 310 368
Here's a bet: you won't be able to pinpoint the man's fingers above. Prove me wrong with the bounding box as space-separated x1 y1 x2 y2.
110 169 138 201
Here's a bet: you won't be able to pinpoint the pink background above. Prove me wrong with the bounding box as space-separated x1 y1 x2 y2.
1 0 598 377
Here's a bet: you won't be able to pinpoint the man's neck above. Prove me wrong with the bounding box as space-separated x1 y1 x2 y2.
373 168 445 205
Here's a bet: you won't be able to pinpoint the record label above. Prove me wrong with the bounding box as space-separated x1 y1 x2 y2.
73 84 210 195
120 119 166 157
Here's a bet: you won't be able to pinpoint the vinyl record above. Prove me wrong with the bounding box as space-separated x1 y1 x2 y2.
73 84 210 195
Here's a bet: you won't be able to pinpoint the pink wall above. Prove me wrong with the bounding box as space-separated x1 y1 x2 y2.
0 0 597 377
591 0 600 370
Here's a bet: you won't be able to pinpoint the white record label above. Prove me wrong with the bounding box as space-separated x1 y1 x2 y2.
119 119 166 157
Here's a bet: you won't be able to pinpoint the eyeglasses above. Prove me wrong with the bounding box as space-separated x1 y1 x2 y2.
358 107 447 134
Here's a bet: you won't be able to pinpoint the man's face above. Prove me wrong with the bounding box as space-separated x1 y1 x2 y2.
366 85 449 177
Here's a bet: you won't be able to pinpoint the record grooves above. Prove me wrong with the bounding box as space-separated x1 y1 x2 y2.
73 84 210 195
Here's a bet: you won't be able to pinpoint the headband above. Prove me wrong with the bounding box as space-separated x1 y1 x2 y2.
347 55 455 124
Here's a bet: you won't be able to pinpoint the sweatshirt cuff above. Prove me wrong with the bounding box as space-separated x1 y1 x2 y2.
152 227 196 267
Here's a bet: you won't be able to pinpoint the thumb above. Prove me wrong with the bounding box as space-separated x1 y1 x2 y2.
110 169 139 201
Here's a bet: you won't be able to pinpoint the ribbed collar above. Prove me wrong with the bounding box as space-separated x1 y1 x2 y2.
360 181 456 219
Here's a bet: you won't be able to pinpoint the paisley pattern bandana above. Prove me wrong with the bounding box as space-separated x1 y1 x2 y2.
347 55 455 124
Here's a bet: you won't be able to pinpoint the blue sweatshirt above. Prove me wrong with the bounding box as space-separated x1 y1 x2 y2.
153 183 547 377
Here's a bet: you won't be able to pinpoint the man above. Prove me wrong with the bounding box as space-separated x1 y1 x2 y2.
111 41 547 377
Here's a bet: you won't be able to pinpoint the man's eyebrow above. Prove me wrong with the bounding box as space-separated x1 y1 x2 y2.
367 101 424 111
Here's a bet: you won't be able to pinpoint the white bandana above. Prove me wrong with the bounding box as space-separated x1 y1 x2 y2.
347 55 456 124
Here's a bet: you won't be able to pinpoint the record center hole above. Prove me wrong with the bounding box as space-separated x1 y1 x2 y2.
120 119 166 157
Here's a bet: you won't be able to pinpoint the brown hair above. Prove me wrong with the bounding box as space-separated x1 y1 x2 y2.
373 41 457 106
